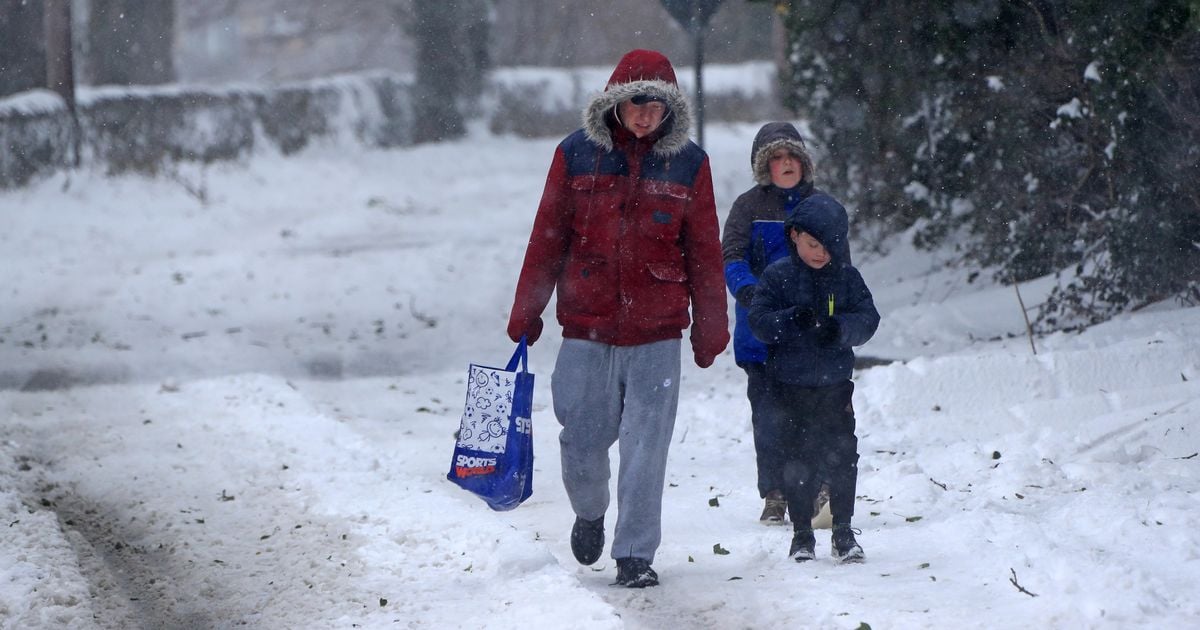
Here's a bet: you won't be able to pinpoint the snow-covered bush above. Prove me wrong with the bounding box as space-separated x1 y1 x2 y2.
774 0 1200 330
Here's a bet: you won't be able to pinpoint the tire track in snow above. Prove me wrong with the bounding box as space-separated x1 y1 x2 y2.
12 450 203 629
48 486 220 629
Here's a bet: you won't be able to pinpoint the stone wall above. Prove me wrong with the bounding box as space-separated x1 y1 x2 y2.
0 73 414 188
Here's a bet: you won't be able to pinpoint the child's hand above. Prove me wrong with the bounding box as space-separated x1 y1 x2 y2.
792 307 817 330
815 317 840 346
735 285 756 309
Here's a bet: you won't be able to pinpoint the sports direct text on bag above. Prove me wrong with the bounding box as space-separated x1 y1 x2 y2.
454 454 497 477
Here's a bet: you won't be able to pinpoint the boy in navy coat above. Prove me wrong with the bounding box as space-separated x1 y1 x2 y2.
747 193 880 563
721 121 824 525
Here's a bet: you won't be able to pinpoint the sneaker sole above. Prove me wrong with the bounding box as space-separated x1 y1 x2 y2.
612 571 659 588
573 548 603 565
832 548 865 564
571 520 605 566
612 578 659 588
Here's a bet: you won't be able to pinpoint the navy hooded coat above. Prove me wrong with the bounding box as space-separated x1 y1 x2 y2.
747 194 880 387
720 122 824 366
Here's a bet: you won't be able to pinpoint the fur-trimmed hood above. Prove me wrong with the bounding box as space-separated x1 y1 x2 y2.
751 121 814 187
582 49 692 157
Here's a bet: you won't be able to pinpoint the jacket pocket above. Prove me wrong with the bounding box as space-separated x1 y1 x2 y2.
642 179 690 200
647 262 688 283
559 257 616 317
643 261 690 318
569 175 622 257
569 174 621 192
639 180 689 244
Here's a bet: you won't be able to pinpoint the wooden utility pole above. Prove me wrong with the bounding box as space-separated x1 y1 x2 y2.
44 0 80 165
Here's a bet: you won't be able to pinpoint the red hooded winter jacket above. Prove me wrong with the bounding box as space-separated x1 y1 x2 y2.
507 50 729 366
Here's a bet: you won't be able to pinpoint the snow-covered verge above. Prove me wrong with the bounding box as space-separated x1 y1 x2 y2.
2 122 1198 629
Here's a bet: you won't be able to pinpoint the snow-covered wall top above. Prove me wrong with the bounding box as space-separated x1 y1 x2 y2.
0 62 781 189
487 61 782 136
0 72 415 189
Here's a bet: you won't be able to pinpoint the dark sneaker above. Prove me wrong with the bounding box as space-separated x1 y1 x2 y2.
760 489 787 525
613 557 659 588
570 516 605 566
831 525 864 563
789 527 816 562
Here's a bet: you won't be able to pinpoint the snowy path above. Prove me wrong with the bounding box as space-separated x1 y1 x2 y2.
10 339 1197 628
3 127 1199 628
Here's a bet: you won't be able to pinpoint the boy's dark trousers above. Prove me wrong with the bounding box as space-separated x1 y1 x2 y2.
774 380 859 526
744 363 786 498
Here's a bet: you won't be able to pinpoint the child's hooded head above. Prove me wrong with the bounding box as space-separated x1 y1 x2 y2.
750 122 814 188
785 193 851 269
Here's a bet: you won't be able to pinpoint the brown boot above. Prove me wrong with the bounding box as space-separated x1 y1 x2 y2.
759 489 787 525
811 483 833 529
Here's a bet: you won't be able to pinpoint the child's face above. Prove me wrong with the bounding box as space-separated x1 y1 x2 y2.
791 229 831 269
768 149 803 189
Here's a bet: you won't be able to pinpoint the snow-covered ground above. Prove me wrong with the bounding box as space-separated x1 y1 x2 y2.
2 121 1198 629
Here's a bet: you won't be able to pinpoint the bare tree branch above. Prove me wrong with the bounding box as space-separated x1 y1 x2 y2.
1009 568 1039 597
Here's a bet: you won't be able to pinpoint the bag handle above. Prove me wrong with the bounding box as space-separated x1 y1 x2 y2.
505 335 529 373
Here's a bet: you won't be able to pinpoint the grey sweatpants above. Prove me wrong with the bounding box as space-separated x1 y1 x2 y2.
551 338 681 563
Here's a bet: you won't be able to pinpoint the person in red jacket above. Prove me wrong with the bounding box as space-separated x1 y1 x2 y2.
508 49 729 588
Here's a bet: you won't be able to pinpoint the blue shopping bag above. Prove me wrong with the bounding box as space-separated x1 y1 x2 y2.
447 336 534 511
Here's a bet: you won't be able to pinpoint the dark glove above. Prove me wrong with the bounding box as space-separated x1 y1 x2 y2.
694 351 717 368
814 317 840 346
792 307 817 330
734 284 756 309
508 316 543 346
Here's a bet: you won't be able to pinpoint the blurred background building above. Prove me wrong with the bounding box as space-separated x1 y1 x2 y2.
1 0 779 96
